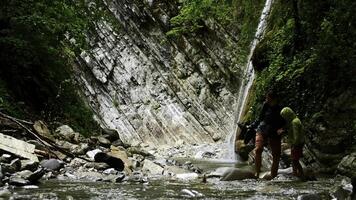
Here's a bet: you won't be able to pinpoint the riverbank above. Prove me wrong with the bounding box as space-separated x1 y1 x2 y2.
0 116 355 199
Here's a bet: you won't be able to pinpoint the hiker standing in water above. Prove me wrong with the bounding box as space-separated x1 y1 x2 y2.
254 91 285 179
279 107 305 178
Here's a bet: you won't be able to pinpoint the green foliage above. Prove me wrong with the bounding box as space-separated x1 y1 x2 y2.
167 0 233 37
0 0 110 134
0 80 25 118
250 0 356 136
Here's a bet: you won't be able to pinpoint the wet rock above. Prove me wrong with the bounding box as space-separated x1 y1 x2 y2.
0 154 12 163
86 149 102 161
130 154 144 169
84 162 110 170
69 158 87 168
103 174 124 183
163 166 190 176
2 159 20 174
332 177 353 200
102 128 121 142
21 185 39 189
127 147 154 158
142 159 163 176
212 134 221 142
13 168 44 183
10 158 21 171
72 143 89 155
278 167 293 175
27 168 45 183
40 159 64 171
236 140 254 161
0 165 3 186
297 194 322 200
337 153 356 177
55 125 77 142
33 120 54 140
20 160 39 171
194 151 216 159
94 152 124 171
176 173 199 180
352 176 356 200
181 189 204 197
129 171 148 183
9 176 29 186
97 136 111 148
103 168 118 175
75 171 104 181
112 139 125 147
0 188 11 197
56 140 76 150
109 146 133 172
220 168 255 181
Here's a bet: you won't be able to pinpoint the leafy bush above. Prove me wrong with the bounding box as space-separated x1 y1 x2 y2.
167 0 232 37
0 0 111 134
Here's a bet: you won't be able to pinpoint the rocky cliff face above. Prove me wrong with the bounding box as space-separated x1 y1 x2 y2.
74 0 242 146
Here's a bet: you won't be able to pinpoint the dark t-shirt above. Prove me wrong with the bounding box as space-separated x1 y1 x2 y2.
257 102 285 138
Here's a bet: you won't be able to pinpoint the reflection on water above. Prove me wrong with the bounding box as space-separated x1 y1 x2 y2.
11 178 334 200
8 158 335 200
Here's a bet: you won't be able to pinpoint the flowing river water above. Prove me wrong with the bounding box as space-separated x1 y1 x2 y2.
10 159 337 200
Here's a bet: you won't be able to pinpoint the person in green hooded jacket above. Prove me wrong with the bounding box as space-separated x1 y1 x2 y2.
279 107 305 178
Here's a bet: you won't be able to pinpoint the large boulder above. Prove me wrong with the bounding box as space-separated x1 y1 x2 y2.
142 159 164 176
94 152 124 171
55 125 82 143
40 159 64 171
219 167 256 181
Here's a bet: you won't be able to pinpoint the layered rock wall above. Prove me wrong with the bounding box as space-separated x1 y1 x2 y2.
74 0 242 146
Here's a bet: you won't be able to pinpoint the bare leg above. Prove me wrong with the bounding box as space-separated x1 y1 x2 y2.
254 132 264 177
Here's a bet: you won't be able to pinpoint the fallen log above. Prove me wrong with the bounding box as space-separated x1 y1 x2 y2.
0 133 39 162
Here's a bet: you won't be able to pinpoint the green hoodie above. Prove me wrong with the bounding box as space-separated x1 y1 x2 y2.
280 107 305 145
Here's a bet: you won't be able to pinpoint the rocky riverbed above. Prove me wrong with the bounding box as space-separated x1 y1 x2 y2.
0 121 355 199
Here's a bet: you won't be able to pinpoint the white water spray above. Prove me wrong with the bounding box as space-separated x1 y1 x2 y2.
226 0 274 160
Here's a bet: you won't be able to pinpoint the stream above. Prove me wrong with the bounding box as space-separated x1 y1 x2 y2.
9 158 337 200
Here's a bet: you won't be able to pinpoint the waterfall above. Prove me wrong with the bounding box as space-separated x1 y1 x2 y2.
226 0 274 160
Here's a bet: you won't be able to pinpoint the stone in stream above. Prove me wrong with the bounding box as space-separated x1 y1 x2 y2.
181 189 204 197
219 167 256 181
94 152 124 171
40 159 64 171
101 128 121 142
352 176 356 200
97 136 111 148
12 168 45 184
27 168 45 183
141 159 163 176
9 176 29 186
176 173 199 180
0 154 12 163
0 165 3 186
20 159 39 171
297 194 322 200
86 149 102 161
1 158 21 174
0 188 11 197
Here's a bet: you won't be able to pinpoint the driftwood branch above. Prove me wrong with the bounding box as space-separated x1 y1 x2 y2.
0 111 92 162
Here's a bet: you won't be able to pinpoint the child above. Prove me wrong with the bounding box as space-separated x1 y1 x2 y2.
279 107 305 178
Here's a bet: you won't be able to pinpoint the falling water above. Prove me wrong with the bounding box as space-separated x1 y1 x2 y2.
226 0 274 160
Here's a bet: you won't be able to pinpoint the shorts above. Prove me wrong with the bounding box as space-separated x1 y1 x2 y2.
291 144 304 161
